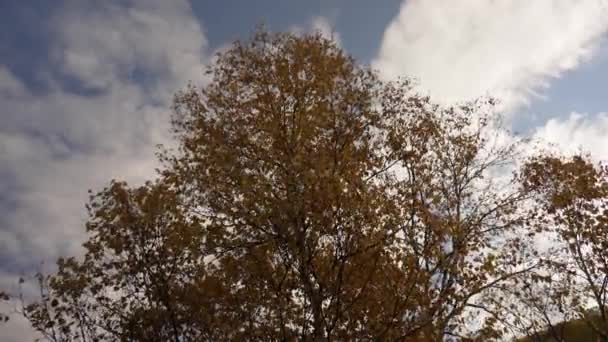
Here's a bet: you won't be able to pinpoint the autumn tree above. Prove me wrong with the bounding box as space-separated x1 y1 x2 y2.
20 30 542 341
520 155 608 341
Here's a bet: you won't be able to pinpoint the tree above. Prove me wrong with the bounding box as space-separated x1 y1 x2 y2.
20 30 541 341
516 316 605 342
521 155 608 341
0 291 10 324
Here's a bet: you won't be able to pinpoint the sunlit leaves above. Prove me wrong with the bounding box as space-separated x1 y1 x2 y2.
20 30 546 341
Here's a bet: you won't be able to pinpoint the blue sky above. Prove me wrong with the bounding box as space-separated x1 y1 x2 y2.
1 1 401 94
2 0 608 339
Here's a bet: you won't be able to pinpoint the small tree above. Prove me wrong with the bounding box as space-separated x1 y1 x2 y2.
21 30 540 341
522 155 608 341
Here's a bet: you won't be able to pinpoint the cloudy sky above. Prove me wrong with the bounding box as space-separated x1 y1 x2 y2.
2 0 608 339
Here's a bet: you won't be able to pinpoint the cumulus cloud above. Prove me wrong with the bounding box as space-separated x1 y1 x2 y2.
290 16 342 47
0 1 208 338
533 112 608 160
374 0 608 111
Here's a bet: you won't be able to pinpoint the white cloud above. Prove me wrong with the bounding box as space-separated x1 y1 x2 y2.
290 16 342 47
0 1 208 339
374 0 608 111
54 0 208 93
0 68 26 96
533 112 608 160
310 16 342 46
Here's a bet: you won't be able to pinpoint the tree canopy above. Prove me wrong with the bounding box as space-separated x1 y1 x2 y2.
3 30 608 341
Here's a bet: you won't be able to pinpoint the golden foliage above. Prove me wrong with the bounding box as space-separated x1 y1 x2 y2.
20 31 549 341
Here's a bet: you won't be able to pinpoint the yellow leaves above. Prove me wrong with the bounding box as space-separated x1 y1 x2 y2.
17 29 590 341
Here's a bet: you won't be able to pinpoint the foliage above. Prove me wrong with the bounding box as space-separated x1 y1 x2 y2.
517 155 608 341
15 30 558 341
